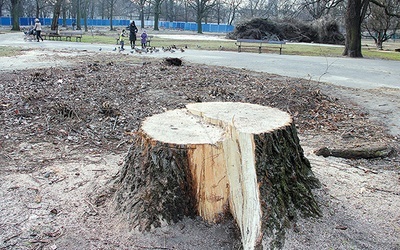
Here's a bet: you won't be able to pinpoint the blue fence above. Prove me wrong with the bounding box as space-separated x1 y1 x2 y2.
159 21 234 33
0 17 234 33
3 17 131 27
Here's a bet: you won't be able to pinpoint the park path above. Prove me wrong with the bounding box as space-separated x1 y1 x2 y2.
2 32 400 90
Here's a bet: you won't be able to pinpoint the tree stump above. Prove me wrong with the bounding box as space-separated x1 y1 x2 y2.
114 102 321 249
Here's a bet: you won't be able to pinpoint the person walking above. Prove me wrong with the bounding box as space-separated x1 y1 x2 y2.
129 21 138 49
34 18 43 42
141 30 148 48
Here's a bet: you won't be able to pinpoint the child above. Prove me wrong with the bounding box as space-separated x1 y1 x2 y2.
119 29 126 50
141 30 148 48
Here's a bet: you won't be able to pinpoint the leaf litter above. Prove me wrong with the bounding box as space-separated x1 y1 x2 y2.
0 52 399 249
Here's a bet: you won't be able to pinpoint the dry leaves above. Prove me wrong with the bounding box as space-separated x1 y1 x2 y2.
0 54 391 160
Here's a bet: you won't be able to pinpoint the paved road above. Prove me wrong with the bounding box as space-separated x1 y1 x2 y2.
1 32 400 90
151 49 400 90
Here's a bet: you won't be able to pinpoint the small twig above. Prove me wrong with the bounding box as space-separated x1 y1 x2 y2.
112 117 118 130
29 174 42 184
3 232 22 243
29 239 49 244
353 165 378 174
116 140 127 149
44 227 64 239
84 199 99 216
132 245 173 250
366 186 399 195
49 176 66 184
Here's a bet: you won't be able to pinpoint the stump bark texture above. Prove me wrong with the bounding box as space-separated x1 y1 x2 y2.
114 102 321 249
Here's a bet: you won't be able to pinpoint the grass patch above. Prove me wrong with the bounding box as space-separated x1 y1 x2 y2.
0 46 25 57
82 33 400 60
363 49 400 61
81 34 119 45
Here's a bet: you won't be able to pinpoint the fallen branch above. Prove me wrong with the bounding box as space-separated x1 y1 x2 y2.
315 145 394 159
3 232 22 243
366 186 400 195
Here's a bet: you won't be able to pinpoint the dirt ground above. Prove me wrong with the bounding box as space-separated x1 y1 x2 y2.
0 49 399 250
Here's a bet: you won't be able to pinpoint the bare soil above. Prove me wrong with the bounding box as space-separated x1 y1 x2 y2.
0 50 399 250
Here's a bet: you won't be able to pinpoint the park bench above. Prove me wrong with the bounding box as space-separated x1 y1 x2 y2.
42 30 61 40
116 35 153 47
146 35 153 47
236 39 286 55
42 30 83 42
60 30 83 42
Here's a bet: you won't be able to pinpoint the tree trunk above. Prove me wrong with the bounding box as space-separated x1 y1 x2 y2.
76 0 81 30
197 16 203 33
153 0 161 31
108 0 114 31
343 0 365 57
114 102 321 249
62 0 67 28
51 0 63 32
140 3 145 29
11 0 20 31
343 0 362 57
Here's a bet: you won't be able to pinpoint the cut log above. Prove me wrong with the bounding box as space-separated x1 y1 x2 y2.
315 145 394 159
114 102 321 249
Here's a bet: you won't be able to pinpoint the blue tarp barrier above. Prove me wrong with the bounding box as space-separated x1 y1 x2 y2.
2 17 234 33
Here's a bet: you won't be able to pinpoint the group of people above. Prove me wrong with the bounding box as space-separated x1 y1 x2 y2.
119 21 148 51
30 19 148 50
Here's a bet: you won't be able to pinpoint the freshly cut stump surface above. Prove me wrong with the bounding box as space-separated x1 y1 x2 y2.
115 102 321 250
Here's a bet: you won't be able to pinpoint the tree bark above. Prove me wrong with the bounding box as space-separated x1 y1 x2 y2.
114 102 321 249
153 0 162 31
51 0 63 32
343 0 368 57
11 0 20 31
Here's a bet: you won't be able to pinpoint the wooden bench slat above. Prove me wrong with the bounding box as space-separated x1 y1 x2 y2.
42 30 83 42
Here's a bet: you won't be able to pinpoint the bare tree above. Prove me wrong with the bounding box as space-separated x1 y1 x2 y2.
363 0 400 49
165 0 174 21
107 0 117 30
342 0 369 57
50 0 63 31
245 0 268 18
301 0 343 19
0 0 5 16
82 0 92 31
11 0 21 30
153 0 164 30
225 0 242 25
35 0 40 17
139 0 147 28
76 0 82 29
239 0 292 20
277 0 299 19
61 0 67 27
130 0 147 28
187 0 217 33
343 0 400 57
